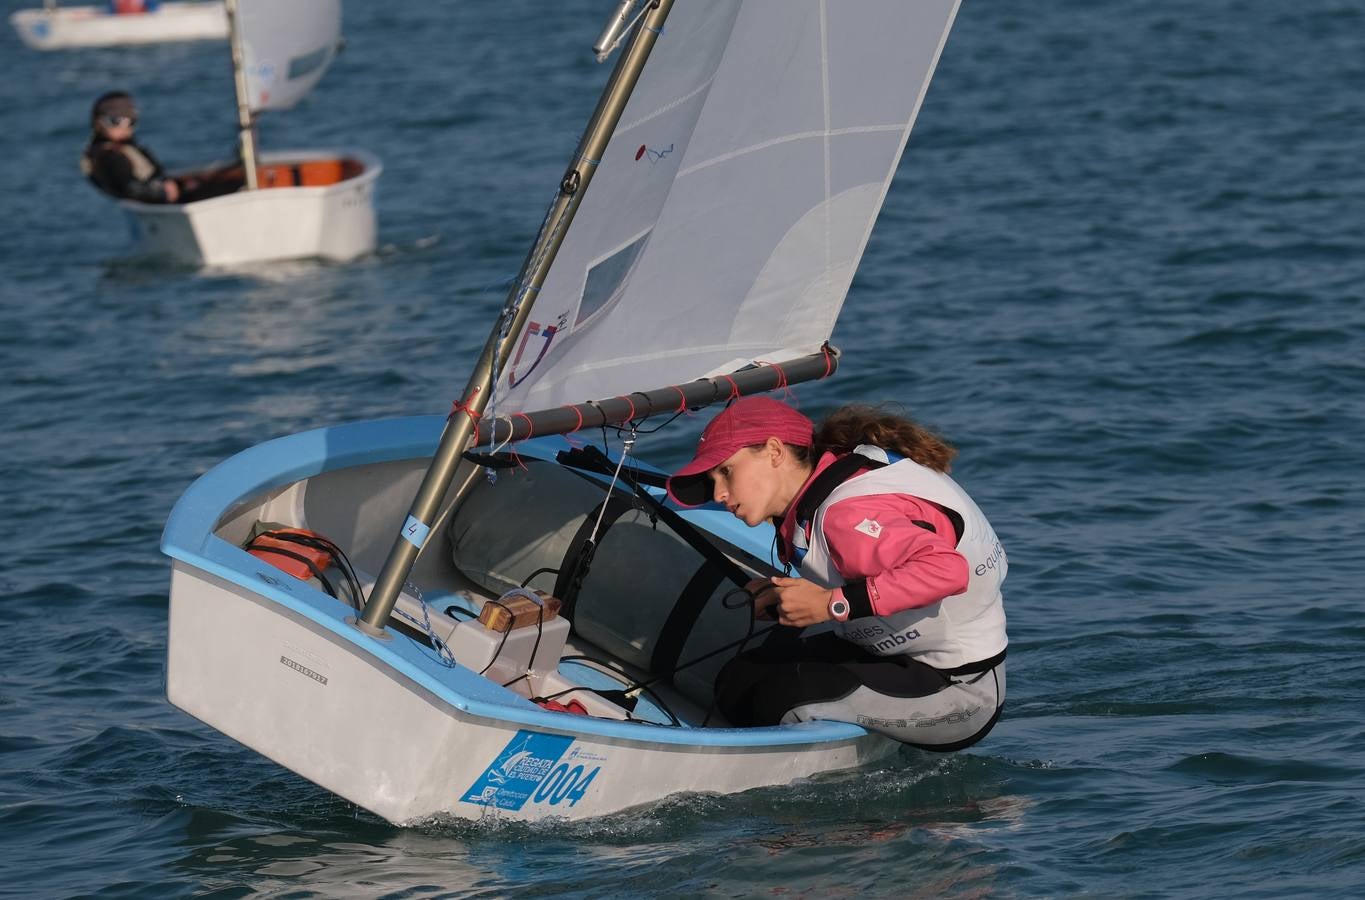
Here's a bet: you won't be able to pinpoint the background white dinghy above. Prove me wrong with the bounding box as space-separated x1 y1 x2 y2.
11 1 227 51
124 148 380 268
120 0 381 267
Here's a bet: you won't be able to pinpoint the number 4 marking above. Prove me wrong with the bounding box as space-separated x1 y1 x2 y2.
401 515 430 549
564 766 598 807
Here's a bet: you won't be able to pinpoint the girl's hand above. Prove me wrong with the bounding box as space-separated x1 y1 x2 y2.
765 576 834 627
745 577 781 620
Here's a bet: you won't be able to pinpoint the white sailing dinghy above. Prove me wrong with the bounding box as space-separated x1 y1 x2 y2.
163 0 960 823
122 0 380 267
11 1 227 50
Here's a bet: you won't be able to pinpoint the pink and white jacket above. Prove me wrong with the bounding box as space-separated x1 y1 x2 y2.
778 448 1008 671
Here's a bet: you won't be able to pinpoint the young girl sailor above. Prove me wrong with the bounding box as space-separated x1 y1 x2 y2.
667 396 1007 750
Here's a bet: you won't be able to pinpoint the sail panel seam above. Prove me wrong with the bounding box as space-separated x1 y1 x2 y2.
676 124 903 179
616 76 716 134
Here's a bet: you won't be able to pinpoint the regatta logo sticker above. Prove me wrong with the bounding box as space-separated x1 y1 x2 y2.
854 518 883 539
461 730 603 812
462 731 573 811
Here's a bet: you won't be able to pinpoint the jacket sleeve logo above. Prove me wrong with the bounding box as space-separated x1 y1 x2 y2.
854 518 882 538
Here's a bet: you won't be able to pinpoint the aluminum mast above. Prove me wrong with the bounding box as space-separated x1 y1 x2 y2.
358 0 676 634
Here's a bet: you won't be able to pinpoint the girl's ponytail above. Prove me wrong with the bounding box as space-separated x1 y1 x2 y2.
814 404 956 473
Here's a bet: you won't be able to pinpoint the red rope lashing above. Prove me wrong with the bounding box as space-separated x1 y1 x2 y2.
615 394 638 423
560 404 586 447
515 412 535 440
771 362 795 400
450 386 484 422
449 398 483 422
820 344 835 378
669 385 690 414
720 375 741 401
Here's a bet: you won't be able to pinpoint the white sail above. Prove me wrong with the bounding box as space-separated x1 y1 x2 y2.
237 0 341 113
497 0 960 411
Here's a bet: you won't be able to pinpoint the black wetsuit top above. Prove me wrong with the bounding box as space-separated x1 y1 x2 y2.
82 138 175 203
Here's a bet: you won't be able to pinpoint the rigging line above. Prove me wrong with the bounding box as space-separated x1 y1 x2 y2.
392 597 460 668
487 412 518 457
501 601 547 689
585 429 637 549
487 181 576 424
647 596 774 689
606 406 684 436
415 588 459 667
385 576 455 666
697 587 778 727
517 180 575 303
492 184 564 361
477 600 515 676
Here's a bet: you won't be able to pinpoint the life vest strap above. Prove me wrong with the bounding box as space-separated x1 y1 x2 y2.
794 453 888 523
939 647 1007 678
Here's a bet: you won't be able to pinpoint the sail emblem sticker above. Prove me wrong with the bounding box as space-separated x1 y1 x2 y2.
508 316 565 388
461 730 602 812
251 62 276 106
634 142 674 163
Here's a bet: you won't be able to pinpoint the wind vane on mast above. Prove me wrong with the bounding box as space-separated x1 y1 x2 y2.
593 0 643 62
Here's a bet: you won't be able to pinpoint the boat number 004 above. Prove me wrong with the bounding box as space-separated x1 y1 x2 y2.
531 763 600 807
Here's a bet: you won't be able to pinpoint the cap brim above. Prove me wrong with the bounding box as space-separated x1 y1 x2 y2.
666 472 713 507
666 445 733 507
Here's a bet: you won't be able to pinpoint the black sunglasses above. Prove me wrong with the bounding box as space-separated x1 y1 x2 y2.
99 115 137 128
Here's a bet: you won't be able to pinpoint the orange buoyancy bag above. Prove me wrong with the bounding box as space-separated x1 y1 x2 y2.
536 698 590 716
245 527 333 579
243 524 360 606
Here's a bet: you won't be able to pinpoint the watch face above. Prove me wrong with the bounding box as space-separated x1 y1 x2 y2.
830 597 850 620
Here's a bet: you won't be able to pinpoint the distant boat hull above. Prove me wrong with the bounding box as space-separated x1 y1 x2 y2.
10 2 227 50
121 149 381 268
162 415 896 824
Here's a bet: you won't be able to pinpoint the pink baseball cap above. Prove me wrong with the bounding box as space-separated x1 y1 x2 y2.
667 396 814 507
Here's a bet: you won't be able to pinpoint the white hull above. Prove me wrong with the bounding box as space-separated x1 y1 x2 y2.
167 562 888 823
11 2 226 50
162 416 897 824
122 149 381 268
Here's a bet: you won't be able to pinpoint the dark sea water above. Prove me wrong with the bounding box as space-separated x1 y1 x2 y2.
3 0 1364 896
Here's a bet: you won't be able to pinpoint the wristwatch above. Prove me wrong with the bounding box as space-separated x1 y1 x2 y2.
828 591 851 622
